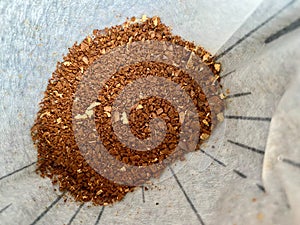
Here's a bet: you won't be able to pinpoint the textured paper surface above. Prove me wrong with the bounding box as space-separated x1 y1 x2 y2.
0 0 299 224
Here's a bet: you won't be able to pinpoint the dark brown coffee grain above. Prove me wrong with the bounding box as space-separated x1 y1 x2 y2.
31 16 224 205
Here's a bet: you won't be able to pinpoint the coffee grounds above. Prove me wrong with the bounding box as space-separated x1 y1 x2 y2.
31 16 224 205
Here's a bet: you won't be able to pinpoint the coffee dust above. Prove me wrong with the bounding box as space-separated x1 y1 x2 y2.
31 16 224 205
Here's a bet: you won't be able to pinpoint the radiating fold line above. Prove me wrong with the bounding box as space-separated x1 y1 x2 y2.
169 166 205 225
141 185 145 203
265 18 300 43
0 203 12 214
94 206 105 225
233 169 247 179
200 149 226 167
30 193 65 225
214 0 296 59
225 115 271 121
67 203 84 225
228 140 265 155
226 92 251 98
0 161 36 181
256 183 266 193
220 70 235 78
282 158 300 168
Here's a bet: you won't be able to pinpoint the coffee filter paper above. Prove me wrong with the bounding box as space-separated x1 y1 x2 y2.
0 0 299 224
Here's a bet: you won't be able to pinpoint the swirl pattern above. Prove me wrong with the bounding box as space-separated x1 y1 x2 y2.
32 16 224 205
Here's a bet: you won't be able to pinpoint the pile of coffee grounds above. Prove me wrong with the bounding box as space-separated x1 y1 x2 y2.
31 16 224 205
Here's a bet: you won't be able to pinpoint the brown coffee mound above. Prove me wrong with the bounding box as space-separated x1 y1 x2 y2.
31 16 224 205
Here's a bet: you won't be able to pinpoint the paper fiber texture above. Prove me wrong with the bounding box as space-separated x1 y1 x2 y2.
1 0 299 224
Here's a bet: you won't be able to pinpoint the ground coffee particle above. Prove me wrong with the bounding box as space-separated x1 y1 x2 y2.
31 16 224 205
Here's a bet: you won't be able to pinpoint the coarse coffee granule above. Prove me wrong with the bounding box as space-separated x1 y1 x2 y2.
31 16 224 205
